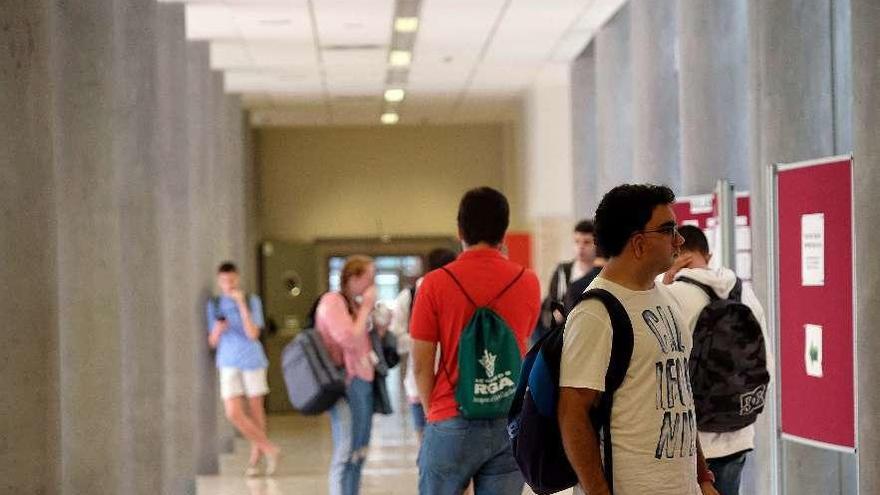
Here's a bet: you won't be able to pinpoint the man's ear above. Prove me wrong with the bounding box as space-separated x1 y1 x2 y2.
631 235 646 259
705 252 712 265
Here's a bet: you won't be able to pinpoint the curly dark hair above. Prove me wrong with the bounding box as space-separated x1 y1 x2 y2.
594 184 676 257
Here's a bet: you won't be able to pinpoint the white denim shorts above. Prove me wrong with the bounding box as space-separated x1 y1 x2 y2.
219 367 269 400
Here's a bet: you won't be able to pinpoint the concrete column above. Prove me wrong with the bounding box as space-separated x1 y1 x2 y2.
212 72 238 455
187 40 222 475
595 4 633 196
0 1 59 492
570 43 599 218
748 1 854 494
111 1 165 492
156 4 199 494
852 1 880 492
678 0 748 194
51 0 125 491
630 0 680 190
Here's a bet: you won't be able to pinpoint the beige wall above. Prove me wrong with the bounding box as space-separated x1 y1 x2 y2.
257 124 507 241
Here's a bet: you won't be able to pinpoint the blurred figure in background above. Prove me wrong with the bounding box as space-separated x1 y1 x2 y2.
390 247 458 442
207 261 280 477
315 255 378 495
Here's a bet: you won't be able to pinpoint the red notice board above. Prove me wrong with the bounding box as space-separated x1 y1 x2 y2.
774 155 855 452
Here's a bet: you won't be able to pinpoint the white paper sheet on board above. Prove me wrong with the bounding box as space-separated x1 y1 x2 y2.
804 324 824 378
736 226 751 250
801 213 825 286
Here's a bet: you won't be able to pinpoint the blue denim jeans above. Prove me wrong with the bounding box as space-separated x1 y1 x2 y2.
329 378 374 495
708 450 749 495
418 416 524 495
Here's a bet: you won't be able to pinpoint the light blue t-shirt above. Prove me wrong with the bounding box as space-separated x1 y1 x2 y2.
206 294 269 370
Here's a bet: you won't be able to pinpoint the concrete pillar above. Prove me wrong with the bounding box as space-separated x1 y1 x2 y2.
156 4 199 494
677 0 748 194
595 4 633 196
852 1 880 492
187 40 222 475
0 1 59 492
630 0 680 190
212 72 238 455
51 0 125 490
111 1 165 492
748 1 855 493
570 43 599 218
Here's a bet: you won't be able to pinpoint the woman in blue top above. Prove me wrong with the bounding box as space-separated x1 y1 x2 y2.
207 261 280 476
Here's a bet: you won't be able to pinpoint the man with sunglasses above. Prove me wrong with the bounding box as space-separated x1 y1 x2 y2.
558 184 719 495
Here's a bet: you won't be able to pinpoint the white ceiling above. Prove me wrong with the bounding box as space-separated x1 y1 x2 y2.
160 0 627 126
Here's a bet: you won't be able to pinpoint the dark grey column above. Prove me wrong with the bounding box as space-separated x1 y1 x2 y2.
0 1 59 492
678 0 748 194
212 72 238 455
595 4 633 195
570 44 599 219
187 40 222 475
51 0 125 491
156 4 199 494
852 1 880 492
748 1 854 494
112 1 165 492
630 0 680 190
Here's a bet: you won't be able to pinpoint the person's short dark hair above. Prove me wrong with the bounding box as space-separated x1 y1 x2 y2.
574 219 595 235
457 187 509 246
427 248 457 271
678 225 710 256
594 184 676 257
217 261 238 274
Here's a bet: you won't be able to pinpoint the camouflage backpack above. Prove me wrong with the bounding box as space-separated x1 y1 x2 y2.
679 277 770 432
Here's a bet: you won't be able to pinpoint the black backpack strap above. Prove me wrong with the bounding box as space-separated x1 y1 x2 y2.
487 267 526 306
212 296 222 319
579 288 634 493
728 278 743 302
441 267 478 307
676 276 719 302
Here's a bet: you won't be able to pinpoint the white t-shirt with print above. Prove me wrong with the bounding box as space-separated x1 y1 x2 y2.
561 276 700 495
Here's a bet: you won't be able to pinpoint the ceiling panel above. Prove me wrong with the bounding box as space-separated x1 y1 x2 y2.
313 0 395 47
176 0 626 125
224 70 324 95
185 4 238 40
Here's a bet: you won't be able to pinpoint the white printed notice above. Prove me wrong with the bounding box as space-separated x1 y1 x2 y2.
801 213 825 286
804 324 824 378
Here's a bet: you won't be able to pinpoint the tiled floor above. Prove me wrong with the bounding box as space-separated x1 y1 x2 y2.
197 369 558 495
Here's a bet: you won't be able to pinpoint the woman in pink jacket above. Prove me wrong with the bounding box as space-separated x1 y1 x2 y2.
316 255 377 495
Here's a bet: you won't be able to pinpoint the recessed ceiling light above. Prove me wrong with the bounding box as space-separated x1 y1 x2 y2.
389 50 412 67
394 17 419 33
381 112 399 125
384 88 406 103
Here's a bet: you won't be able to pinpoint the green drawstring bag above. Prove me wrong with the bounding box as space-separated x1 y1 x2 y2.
442 267 525 419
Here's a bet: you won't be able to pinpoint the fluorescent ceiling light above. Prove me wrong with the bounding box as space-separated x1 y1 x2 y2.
394 17 419 33
381 112 399 125
389 50 412 67
384 88 406 103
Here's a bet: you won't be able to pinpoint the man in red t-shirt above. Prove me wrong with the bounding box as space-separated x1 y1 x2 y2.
411 187 540 495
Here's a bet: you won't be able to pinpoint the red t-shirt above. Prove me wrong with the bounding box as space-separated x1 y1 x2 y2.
410 247 541 422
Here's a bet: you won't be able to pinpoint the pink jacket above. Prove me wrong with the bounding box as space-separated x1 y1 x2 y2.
315 292 374 383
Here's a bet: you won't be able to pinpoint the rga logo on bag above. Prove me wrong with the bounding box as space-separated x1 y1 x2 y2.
740 384 767 416
474 349 516 400
479 350 497 377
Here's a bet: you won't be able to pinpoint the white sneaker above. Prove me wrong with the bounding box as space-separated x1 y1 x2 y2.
245 464 262 477
264 451 280 476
